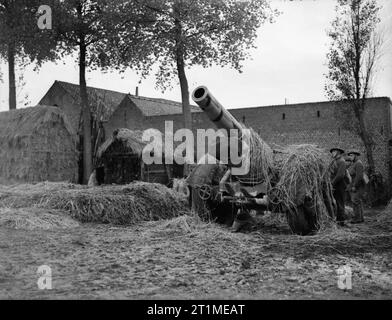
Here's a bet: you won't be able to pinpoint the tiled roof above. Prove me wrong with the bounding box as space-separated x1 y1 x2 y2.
126 94 201 117
55 81 200 120
56 81 126 121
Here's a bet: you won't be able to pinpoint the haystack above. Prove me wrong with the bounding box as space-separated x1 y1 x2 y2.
375 201 392 227
238 128 274 187
387 201 392 213
0 182 188 225
271 144 335 230
0 106 78 184
0 208 80 230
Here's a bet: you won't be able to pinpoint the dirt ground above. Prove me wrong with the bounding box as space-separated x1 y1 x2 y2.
1 207 392 300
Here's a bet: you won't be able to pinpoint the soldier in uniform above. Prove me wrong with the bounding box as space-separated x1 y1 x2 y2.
347 150 366 224
330 147 347 225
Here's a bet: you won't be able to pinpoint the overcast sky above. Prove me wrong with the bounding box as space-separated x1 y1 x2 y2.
0 0 391 111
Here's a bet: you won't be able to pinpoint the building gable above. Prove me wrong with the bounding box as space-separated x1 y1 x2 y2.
104 96 147 136
39 83 82 135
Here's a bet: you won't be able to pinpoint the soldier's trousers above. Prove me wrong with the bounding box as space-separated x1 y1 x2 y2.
333 183 346 222
351 187 365 222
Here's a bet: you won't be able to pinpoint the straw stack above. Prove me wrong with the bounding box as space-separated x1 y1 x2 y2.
271 144 335 230
0 182 188 225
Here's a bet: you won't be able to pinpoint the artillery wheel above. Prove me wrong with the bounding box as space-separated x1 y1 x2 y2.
191 186 236 227
198 185 213 201
188 164 235 226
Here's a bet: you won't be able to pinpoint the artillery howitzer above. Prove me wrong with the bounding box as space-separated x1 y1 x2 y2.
187 86 333 235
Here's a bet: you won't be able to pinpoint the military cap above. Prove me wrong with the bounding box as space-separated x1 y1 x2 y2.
347 150 361 156
330 147 345 154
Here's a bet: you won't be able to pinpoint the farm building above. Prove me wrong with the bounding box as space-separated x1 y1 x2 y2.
97 128 183 185
0 106 78 184
38 81 392 193
38 80 201 137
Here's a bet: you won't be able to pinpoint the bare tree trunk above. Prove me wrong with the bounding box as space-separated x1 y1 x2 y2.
174 20 192 131
357 112 375 175
7 42 16 110
174 7 192 177
354 100 376 175
176 52 192 131
176 52 192 176
79 39 93 184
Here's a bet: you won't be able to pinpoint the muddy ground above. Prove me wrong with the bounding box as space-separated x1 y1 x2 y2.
1 208 391 300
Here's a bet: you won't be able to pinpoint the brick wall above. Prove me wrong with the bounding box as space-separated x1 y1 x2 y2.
228 98 391 185
123 97 392 184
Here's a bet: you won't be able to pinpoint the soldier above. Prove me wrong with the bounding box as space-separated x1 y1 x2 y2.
347 150 366 224
330 147 347 226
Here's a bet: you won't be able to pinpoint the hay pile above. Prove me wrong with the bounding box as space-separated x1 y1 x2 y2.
0 182 188 225
271 144 335 230
0 208 80 230
0 106 78 184
238 128 274 187
146 214 207 237
386 201 392 213
0 182 86 208
0 181 84 194
372 201 392 231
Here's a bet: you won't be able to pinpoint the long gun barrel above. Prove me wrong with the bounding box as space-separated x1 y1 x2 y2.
192 86 249 173
192 86 244 135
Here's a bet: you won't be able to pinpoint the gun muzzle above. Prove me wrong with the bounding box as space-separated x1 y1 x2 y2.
192 86 243 133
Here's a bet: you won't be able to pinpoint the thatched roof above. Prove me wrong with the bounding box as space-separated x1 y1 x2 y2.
97 128 162 158
0 105 74 144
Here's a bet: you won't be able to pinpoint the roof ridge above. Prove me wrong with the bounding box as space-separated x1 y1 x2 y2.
54 81 200 109
56 80 127 97
127 94 199 109
128 94 183 107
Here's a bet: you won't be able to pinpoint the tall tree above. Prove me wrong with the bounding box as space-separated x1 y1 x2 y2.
117 0 277 131
0 0 56 110
53 0 127 184
53 0 155 184
325 0 383 175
